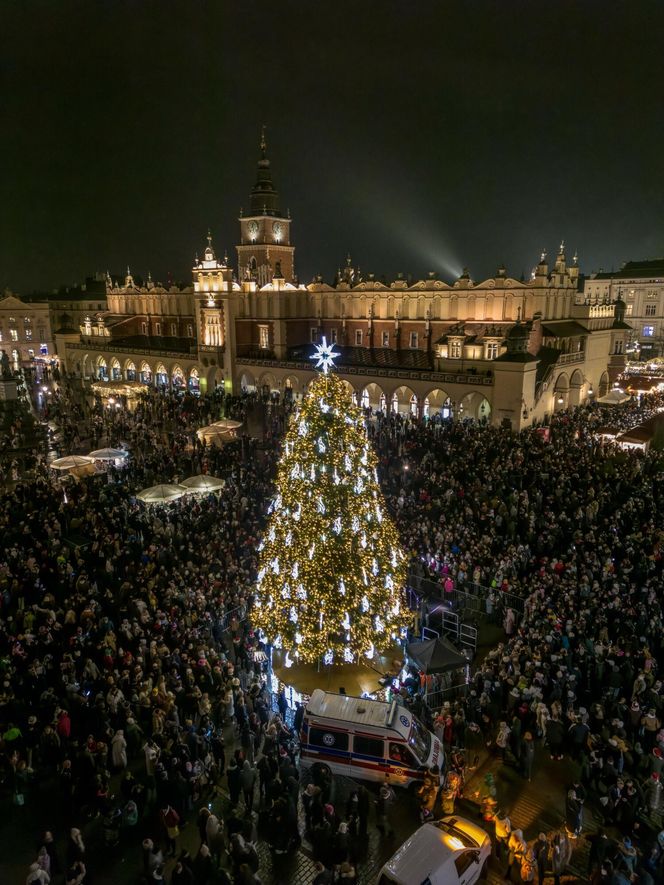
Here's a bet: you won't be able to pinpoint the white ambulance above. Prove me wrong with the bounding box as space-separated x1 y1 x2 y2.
300 689 443 787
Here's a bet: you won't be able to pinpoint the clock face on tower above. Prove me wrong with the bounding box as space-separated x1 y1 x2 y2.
247 221 259 240
272 221 283 241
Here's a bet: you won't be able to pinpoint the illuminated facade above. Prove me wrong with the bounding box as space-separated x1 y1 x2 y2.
0 291 54 369
586 259 664 359
62 139 627 428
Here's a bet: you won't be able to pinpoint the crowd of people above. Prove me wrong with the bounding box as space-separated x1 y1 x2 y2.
0 377 663 884
371 391 664 882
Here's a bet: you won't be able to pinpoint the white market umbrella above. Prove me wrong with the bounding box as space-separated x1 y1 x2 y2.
88 447 128 461
136 484 185 504
596 388 630 405
211 419 243 432
180 474 225 494
50 455 94 471
197 425 234 447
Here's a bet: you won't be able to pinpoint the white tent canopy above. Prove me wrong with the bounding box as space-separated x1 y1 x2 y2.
88 448 128 461
136 484 185 504
596 388 630 405
197 425 235 447
180 474 225 494
50 455 93 470
211 419 243 432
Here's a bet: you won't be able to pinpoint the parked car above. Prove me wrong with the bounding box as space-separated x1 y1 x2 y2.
377 814 491 885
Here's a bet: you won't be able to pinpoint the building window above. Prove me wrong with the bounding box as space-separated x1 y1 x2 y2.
25 329 32 340
187 324 193 338
642 325 655 338
170 323 177 336
330 328 337 344
141 322 147 335
310 327 318 343
155 322 162 336
645 303 657 316
84 317 92 335
355 329 363 346
259 325 269 349
10 329 18 341
0 332 2 342
382 331 390 347
37 328 45 341
625 303 633 316
450 340 462 358
486 342 499 359
409 332 418 349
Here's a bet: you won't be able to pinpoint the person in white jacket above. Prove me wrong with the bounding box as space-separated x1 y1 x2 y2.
26 862 50 885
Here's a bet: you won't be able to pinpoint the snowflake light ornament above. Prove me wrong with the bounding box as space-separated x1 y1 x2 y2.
310 336 340 374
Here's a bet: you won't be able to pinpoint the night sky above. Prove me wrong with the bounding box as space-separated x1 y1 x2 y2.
2 0 664 294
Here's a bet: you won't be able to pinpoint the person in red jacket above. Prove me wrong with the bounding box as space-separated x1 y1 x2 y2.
56 709 71 744
159 804 180 857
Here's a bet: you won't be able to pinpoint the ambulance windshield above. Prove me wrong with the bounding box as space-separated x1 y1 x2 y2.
408 715 431 763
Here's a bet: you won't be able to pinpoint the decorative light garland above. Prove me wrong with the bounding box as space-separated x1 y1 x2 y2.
251 370 409 664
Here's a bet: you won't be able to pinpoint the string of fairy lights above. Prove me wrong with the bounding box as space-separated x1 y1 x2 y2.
252 339 410 665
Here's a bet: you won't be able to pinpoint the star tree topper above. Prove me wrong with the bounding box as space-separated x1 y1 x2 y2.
310 336 340 374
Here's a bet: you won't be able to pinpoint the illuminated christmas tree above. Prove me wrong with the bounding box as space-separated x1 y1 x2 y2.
252 339 410 665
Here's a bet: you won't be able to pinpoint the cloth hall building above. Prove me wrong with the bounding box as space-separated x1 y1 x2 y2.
61 141 628 429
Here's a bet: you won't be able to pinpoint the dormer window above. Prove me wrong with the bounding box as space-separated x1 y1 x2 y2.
485 341 499 360
450 340 462 358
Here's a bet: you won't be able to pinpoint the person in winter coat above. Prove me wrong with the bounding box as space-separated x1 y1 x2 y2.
565 789 583 836
375 784 395 837
643 771 662 814
239 759 257 812
39 831 61 879
26 862 50 885
227 758 241 808
505 828 527 880
495 721 511 762
65 830 85 869
142 838 164 879
550 832 572 885
205 812 224 862
546 715 565 761
159 803 180 856
111 729 127 770
494 809 511 860
64 861 86 885
193 844 215 885
302 783 322 832
534 832 549 885
522 731 536 781
171 857 195 885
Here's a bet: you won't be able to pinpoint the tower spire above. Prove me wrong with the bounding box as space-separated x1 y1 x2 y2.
260 124 267 157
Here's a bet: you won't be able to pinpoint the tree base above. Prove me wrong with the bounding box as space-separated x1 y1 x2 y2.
272 644 403 700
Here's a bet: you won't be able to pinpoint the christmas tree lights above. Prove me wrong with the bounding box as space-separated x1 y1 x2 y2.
252 346 410 664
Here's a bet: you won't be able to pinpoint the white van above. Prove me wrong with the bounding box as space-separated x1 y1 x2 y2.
300 689 443 787
377 815 492 885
